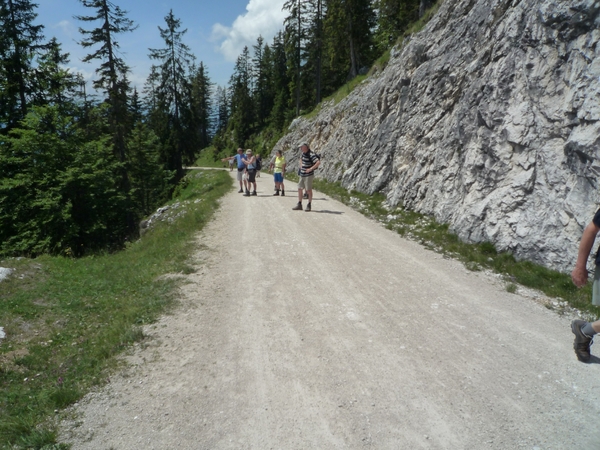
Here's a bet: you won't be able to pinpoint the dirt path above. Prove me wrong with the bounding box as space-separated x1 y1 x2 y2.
60 172 600 449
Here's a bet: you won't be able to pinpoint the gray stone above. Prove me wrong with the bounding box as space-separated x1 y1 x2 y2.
0 267 12 282
273 0 600 273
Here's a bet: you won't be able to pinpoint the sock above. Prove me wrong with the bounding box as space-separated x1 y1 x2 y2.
582 323 597 338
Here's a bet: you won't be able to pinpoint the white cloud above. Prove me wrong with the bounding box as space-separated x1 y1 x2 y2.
211 0 286 62
54 20 77 39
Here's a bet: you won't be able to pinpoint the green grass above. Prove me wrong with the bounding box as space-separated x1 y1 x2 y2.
303 75 369 120
193 146 226 168
309 177 599 318
0 169 231 449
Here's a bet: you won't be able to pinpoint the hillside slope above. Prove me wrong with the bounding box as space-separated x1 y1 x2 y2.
275 0 600 273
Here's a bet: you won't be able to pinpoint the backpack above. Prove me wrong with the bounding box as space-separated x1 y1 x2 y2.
255 157 262 171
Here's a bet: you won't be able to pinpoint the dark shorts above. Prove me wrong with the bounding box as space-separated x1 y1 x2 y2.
274 173 283 183
247 169 257 183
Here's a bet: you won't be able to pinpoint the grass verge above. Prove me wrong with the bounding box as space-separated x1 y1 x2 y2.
193 146 227 168
0 169 231 449
309 177 599 319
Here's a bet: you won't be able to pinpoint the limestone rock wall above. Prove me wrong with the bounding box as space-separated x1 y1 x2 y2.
274 0 600 273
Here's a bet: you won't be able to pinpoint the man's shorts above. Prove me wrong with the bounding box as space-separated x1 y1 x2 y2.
593 266 600 306
237 168 244 181
247 169 257 183
297 174 314 190
274 173 283 183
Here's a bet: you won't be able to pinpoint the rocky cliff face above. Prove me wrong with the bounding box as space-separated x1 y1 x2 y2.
274 0 600 273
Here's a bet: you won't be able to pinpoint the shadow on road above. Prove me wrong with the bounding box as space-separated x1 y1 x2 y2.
312 210 344 215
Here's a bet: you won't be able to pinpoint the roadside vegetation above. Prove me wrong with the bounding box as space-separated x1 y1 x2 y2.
310 178 599 319
0 170 231 449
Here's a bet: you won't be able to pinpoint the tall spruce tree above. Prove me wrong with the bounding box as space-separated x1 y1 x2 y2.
374 0 420 51
228 46 254 146
76 0 137 164
148 9 195 180
0 0 45 131
189 62 212 153
323 0 376 85
32 37 79 109
268 31 290 131
283 0 311 116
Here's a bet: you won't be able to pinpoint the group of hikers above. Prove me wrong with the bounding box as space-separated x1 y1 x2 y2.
222 143 320 212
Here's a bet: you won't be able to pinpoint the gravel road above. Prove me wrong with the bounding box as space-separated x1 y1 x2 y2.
59 172 600 449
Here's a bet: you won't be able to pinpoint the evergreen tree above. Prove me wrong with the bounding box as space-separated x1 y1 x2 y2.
0 104 127 256
268 31 290 131
148 9 195 180
0 0 45 131
227 46 254 146
32 37 79 108
214 85 229 133
252 36 273 127
189 62 212 152
323 0 376 84
374 0 420 51
283 0 310 116
127 120 173 217
75 0 137 164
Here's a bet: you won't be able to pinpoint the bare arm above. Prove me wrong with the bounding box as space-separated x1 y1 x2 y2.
572 221 600 287
306 158 320 173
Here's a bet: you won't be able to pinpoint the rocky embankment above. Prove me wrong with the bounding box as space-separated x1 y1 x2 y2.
275 0 600 273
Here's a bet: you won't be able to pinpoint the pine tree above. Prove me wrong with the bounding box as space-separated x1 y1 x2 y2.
252 36 273 127
76 0 138 234
0 0 45 131
268 32 290 131
228 46 254 146
283 0 311 116
76 0 137 163
148 9 195 180
374 0 420 51
32 37 79 109
189 62 212 152
323 0 376 85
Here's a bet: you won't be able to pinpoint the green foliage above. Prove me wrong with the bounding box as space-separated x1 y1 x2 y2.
0 105 129 257
127 122 174 216
147 9 198 180
0 0 45 130
0 169 231 448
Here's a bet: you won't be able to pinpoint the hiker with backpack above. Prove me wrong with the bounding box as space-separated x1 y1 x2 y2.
269 149 286 196
242 149 258 196
255 154 262 177
292 143 320 212
221 148 248 193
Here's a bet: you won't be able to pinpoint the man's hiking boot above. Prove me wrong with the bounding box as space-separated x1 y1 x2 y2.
572 320 592 363
251 191 257 196
245 189 250 195
238 189 243 193
243 191 250 197
281 190 285 196
273 190 280 196
305 202 311 212
292 202 303 211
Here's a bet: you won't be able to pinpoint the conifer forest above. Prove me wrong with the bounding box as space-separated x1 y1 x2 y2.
0 0 431 257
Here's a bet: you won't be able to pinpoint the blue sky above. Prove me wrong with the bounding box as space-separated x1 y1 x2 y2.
35 0 287 90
